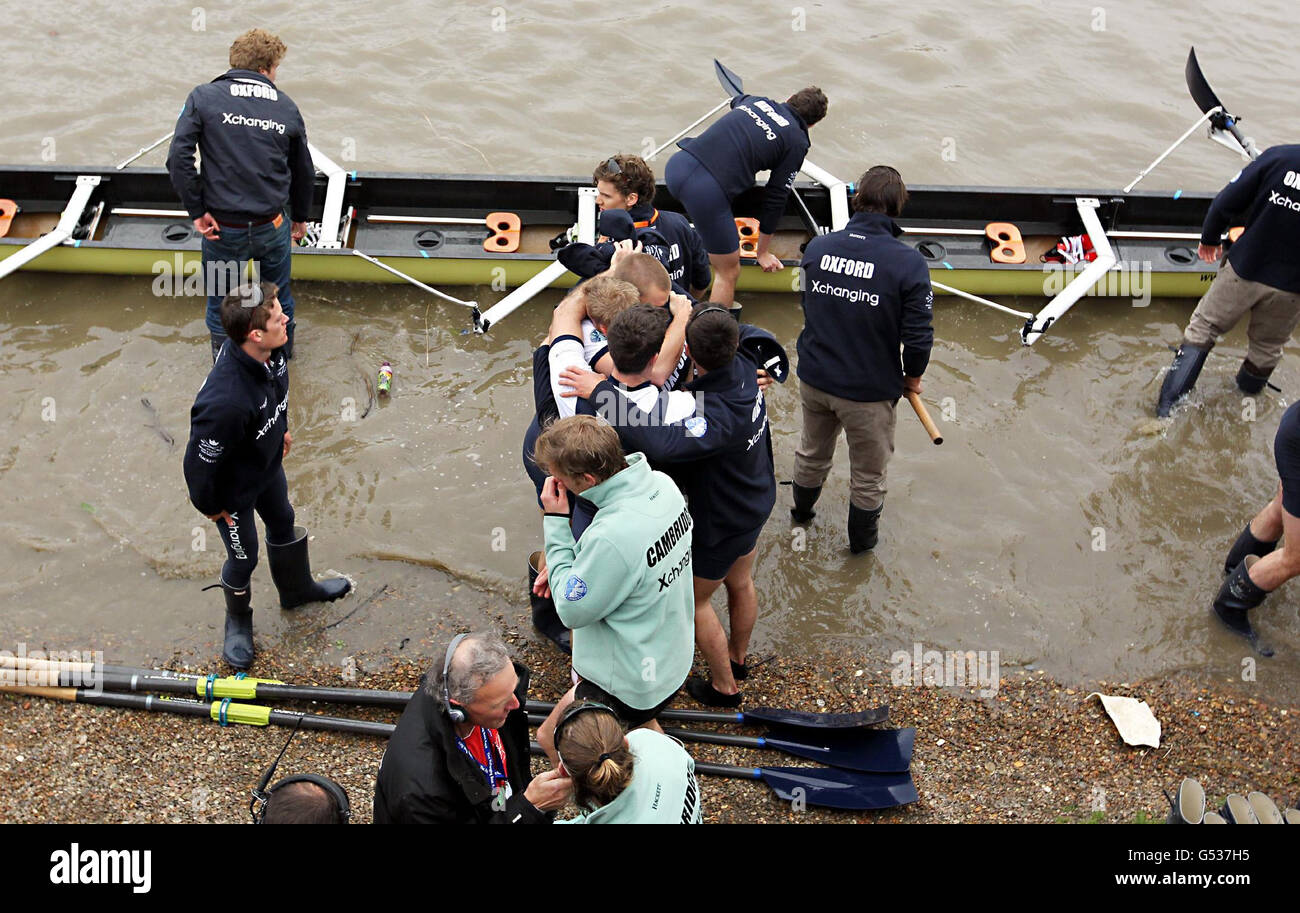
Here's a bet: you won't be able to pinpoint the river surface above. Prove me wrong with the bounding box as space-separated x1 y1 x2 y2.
1 0 1298 701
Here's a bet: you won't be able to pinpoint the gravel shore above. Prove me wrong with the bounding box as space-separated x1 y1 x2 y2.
2 621 1295 823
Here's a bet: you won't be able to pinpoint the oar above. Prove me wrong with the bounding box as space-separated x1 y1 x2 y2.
4 658 890 731
906 392 943 445
526 698 889 733
116 130 175 170
528 741 916 811
1185 47 1260 160
350 250 478 309
666 724 914 773
647 60 742 160
0 683 394 737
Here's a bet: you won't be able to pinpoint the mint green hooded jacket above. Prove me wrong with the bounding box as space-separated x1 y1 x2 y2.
557 729 703 824
543 452 695 710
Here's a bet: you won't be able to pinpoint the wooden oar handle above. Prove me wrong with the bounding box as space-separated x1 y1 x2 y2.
0 683 78 700
905 392 943 445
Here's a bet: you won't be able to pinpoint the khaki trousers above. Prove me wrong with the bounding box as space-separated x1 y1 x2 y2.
1184 261 1300 372
793 380 896 511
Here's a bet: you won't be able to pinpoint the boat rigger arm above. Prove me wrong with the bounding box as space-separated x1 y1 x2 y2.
0 175 101 282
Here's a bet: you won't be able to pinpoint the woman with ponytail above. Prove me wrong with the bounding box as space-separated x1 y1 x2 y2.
554 701 702 824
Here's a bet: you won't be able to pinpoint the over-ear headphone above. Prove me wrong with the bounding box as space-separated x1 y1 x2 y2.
442 633 470 723
250 718 351 824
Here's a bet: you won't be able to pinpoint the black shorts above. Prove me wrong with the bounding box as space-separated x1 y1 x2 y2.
1274 400 1300 515
692 525 762 581
574 679 678 728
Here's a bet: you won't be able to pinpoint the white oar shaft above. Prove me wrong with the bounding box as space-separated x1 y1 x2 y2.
931 279 1032 319
115 131 175 170
350 250 475 307
649 99 730 160
1123 107 1221 193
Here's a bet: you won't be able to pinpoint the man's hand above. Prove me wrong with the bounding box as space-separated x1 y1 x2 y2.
610 238 643 269
291 221 308 243
903 376 923 395
756 368 773 391
193 213 220 240
559 365 605 400
523 768 573 812
205 510 235 526
532 562 551 600
540 476 570 515
668 292 692 319
756 251 784 273
283 431 293 459
1198 242 1223 263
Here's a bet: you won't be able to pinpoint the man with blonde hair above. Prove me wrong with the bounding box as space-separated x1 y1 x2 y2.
168 28 315 361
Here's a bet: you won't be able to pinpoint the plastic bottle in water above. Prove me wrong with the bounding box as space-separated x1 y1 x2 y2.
378 361 393 395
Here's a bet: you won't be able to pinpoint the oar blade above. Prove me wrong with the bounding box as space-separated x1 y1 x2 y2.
1185 47 1225 117
743 704 889 731
765 726 915 773
758 766 918 811
714 59 744 98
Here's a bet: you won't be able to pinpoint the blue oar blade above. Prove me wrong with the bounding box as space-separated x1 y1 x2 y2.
764 726 915 773
759 767 919 811
714 59 744 98
743 704 889 731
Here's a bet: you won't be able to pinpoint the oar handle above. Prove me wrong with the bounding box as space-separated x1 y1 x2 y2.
905 392 943 445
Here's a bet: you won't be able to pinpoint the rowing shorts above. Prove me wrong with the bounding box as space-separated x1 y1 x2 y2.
1274 400 1300 516
691 525 762 582
575 678 679 729
666 152 738 256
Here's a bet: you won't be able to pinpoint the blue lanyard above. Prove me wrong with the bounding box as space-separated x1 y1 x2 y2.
456 726 503 789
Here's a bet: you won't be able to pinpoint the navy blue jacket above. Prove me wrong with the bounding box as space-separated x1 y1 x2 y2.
167 69 314 223
590 326 780 547
628 203 712 292
1202 144 1300 294
796 212 933 402
678 94 810 235
184 343 289 516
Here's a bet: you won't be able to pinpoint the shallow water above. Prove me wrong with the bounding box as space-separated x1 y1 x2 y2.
1 0 1298 702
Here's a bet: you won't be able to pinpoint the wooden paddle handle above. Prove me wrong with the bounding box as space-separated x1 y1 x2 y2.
906 392 943 445
0 683 78 700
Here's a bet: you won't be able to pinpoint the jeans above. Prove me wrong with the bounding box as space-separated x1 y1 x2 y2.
202 214 295 337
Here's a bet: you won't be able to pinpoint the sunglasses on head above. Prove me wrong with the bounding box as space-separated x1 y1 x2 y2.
603 157 622 176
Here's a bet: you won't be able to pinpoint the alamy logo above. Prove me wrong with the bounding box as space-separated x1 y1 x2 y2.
49 844 151 893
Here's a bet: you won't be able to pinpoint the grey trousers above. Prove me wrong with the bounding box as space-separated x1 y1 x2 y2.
1185 261 1300 372
793 380 896 511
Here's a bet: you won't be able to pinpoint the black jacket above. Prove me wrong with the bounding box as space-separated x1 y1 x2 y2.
166 69 314 223
183 343 289 516
1202 144 1300 294
591 326 781 547
796 211 934 402
372 663 548 824
678 94 810 235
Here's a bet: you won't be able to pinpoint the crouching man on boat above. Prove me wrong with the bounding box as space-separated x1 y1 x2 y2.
1156 144 1300 416
789 166 933 554
533 416 696 760
664 87 827 313
183 282 350 670
166 28 314 362
374 633 572 824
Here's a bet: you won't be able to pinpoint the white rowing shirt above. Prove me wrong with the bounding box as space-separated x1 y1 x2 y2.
549 335 696 422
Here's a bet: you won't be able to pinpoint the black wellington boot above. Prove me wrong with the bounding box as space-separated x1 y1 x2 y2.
1156 342 1211 417
1235 359 1272 395
790 482 822 523
1213 557 1274 657
267 525 351 610
210 331 228 364
528 551 571 654
221 583 255 670
848 503 883 555
1223 522 1278 575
